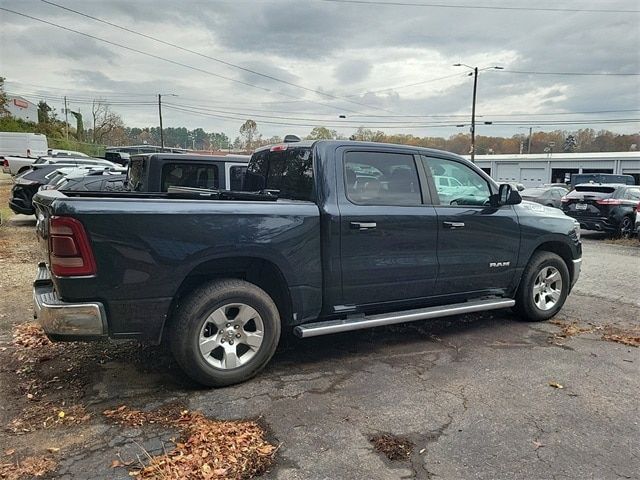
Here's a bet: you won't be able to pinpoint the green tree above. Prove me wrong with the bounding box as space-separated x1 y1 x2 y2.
306 126 338 140
239 119 258 149
37 101 54 124
0 77 9 117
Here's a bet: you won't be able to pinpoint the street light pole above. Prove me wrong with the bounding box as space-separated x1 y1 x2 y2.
470 67 478 162
158 94 164 150
453 64 502 162
158 93 177 151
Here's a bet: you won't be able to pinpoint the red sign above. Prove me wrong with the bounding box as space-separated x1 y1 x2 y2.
13 99 29 108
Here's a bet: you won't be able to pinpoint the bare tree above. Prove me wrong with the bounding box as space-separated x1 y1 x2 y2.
239 119 258 149
91 100 124 144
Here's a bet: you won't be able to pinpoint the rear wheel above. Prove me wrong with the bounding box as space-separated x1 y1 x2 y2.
170 279 281 387
514 251 570 322
619 215 634 238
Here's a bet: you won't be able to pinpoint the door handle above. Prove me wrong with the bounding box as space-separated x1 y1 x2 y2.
351 221 377 230
443 221 465 229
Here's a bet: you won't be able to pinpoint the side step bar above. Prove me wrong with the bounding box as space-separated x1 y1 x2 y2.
294 298 515 338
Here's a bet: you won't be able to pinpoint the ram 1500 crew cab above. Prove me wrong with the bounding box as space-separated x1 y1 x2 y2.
32 140 582 386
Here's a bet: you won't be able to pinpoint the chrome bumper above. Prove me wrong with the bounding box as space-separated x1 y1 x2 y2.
571 258 582 289
33 263 106 339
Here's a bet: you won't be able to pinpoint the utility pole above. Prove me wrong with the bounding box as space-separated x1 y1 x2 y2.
470 67 478 162
527 126 533 154
64 96 69 140
158 94 164 151
453 64 503 163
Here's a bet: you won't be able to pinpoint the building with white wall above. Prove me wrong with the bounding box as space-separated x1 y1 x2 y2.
6 95 38 123
464 151 640 186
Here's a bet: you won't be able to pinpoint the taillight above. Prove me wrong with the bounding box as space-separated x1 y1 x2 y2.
596 199 622 205
49 216 97 276
270 144 288 152
561 196 569 203
2 158 7 167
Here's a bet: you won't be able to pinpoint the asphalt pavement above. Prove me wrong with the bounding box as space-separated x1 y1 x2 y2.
41 232 639 480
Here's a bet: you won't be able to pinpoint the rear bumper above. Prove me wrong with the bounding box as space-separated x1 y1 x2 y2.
565 214 616 232
33 263 107 340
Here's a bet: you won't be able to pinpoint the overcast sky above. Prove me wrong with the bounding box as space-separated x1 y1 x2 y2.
1 0 639 141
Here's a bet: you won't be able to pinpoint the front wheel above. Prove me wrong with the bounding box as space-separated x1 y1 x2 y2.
170 279 281 387
514 251 570 322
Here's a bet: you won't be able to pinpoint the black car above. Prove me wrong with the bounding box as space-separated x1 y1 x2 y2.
10 165 123 215
9 164 66 215
520 186 567 208
562 183 640 237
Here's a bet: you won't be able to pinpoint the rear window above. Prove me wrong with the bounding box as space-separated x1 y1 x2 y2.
229 165 246 190
574 185 616 193
161 163 219 191
245 147 314 201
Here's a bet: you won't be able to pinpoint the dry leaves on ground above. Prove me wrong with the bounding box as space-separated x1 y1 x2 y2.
370 433 414 461
549 320 593 339
7 403 90 434
0 456 56 480
103 405 277 479
11 323 54 351
601 326 640 347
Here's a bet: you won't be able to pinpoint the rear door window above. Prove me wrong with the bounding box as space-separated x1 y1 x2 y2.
229 165 247 190
624 188 640 200
161 163 218 191
344 151 422 205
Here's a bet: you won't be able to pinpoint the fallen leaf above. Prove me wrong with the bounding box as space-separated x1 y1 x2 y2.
548 382 563 389
47 447 60 453
533 441 544 450
419 448 426 454
58 411 65 418
4 449 15 456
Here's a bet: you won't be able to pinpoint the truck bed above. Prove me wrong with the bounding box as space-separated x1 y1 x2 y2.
33 189 322 342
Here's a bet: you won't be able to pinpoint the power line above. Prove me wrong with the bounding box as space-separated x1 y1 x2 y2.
0 6 372 116
499 69 640 76
317 0 640 14
164 104 640 129
39 0 394 113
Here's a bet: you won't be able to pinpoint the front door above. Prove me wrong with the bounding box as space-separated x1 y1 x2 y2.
338 148 439 309
421 155 520 296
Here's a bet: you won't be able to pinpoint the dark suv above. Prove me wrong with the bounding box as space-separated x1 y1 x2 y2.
562 183 640 237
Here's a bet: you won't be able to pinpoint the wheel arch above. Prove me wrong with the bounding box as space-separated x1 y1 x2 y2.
528 240 576 283
162 256 293 343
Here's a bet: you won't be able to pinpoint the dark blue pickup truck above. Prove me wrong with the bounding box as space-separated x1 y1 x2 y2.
32 140 582 386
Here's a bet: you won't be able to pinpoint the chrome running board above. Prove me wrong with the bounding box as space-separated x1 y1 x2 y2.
294 298 515 338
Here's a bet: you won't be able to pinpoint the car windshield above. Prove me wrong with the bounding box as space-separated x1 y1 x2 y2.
521 188 547 196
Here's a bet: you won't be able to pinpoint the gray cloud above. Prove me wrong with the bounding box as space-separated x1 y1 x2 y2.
0 0 637 139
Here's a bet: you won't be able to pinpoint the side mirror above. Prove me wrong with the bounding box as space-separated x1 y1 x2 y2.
492 183 522 206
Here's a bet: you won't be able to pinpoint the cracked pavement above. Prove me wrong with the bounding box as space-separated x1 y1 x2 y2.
1 213 639 479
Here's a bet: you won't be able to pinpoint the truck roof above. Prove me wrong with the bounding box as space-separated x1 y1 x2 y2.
138 153 250 163
253 139 465 161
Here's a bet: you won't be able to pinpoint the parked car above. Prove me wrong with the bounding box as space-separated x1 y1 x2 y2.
520 186 568 208
3 154 111 176
9 160 119 215
569 173 635 188
561 184 640 237
45 167 127 192
127 153 249 191
104 151 130 166
47 149 89 158
32 140 582 387
0 132 47 158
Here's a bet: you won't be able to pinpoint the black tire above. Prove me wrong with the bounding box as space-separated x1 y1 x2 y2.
619 215 634 239
514 251 570 322
170 279 281 387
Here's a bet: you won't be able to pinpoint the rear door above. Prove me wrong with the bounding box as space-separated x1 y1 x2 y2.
421 155 520 296
338 147 439 309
